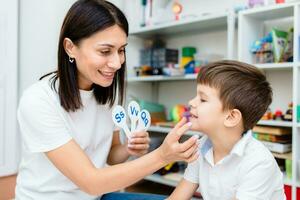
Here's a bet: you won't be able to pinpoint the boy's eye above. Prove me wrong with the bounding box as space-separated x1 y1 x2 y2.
118 48 126 54
200 99 207 102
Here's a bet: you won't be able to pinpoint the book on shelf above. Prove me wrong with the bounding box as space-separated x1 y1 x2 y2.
261 141 292 153
252 126 291 136
252 132 291 143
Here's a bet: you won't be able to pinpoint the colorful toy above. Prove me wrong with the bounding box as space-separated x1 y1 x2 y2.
297 105 300 122
170 105 190 123
282 102 293 121
273 109 283 121
180 47 197 74
272 28 288 63
250 32 273 63
261 108 273 120
248 0 265 8
112 101 151 138
282 28 293 62
172 0 182 21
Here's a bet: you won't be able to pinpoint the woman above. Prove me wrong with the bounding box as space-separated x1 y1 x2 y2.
16 1 199 199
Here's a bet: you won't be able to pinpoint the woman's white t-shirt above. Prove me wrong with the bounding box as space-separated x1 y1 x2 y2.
16 75 117 200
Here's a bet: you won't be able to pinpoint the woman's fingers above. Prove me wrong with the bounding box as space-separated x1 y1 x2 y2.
128 144 150 150
169 120 192 142
179 139 199 158
131 131 149 138
186 150 199 163
129 137 150 145
173 117 187 130
178 135 199 152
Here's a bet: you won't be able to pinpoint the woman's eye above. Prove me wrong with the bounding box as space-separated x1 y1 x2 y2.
100 50 111 55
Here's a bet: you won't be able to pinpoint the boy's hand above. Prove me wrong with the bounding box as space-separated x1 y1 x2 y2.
157 117 200 164
126 131 150 157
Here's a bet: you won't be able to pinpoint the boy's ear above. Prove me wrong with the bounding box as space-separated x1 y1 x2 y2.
224 109 242 128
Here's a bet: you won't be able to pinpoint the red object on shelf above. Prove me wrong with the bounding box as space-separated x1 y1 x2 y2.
285 185 291 200
276 0 285 3
297 187 300 200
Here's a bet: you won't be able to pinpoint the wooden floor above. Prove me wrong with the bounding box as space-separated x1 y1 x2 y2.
0 174 17 200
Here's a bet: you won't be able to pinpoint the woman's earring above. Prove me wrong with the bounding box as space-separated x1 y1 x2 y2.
69 56 74 63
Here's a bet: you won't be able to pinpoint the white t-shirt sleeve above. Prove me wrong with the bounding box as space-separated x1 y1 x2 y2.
183 159 200 184
18 88 72 153
236 157 284 200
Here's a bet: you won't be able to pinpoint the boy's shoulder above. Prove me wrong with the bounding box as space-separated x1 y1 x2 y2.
243 134 274 162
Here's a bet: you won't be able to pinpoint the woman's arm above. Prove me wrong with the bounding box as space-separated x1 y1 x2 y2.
46 118 199 195
107 131 130 165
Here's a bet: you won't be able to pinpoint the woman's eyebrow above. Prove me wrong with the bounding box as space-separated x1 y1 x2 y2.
96 43 128 48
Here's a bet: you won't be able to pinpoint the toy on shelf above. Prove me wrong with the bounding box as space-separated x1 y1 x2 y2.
172 0 183 21
138 38 179 76
282 102 293 121
273 109 283 121
297 105 300 122
272 28 288 63
170 104 190 123
250 32 273 63
157 162 180 175
250 27 293 64
248 0 265 8
261 108 273 120
180 47 197 74
282 28 293 62
138 99 167 123
112 101 151 138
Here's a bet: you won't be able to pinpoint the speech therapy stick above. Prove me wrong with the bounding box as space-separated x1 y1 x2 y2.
112 105 131 138
128 101 140 132
136 109 151 131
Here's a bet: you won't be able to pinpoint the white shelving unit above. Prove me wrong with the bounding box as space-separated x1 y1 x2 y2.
127 10 235 197
127 2 300 199
130 12 229 38
127 74 197 82
239 3 300 199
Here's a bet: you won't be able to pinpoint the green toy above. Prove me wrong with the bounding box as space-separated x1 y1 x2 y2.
271 28 288 63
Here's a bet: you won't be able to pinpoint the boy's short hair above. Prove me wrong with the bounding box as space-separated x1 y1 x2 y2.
197 60 272 131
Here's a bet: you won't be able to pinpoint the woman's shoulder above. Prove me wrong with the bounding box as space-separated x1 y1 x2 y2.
20 75 58 106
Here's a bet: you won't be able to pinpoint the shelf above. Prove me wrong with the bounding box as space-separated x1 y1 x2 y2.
144 174 179 187
148 125 202 137
272 152 292 160
257 120 293 127
255 62 294 70
297 123 300 127
130 12 228 38
127 74 197 82
239 3 294 20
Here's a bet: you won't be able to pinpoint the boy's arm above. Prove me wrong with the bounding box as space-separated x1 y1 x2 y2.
168 178 199 200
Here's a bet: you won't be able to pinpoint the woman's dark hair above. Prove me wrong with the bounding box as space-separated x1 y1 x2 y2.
41 0 128 112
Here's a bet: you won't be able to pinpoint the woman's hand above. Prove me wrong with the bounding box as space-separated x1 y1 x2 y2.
126 131 151 157
157 117 200 164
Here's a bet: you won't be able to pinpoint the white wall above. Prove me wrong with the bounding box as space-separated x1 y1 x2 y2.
19 0 77 93
0 0 19 176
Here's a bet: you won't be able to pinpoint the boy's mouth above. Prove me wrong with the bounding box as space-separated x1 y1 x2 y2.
190 112 198 119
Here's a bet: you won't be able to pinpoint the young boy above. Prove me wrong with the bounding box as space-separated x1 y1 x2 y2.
169 60 285 200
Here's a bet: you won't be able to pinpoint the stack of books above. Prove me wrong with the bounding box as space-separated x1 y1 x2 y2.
252 126 292 153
